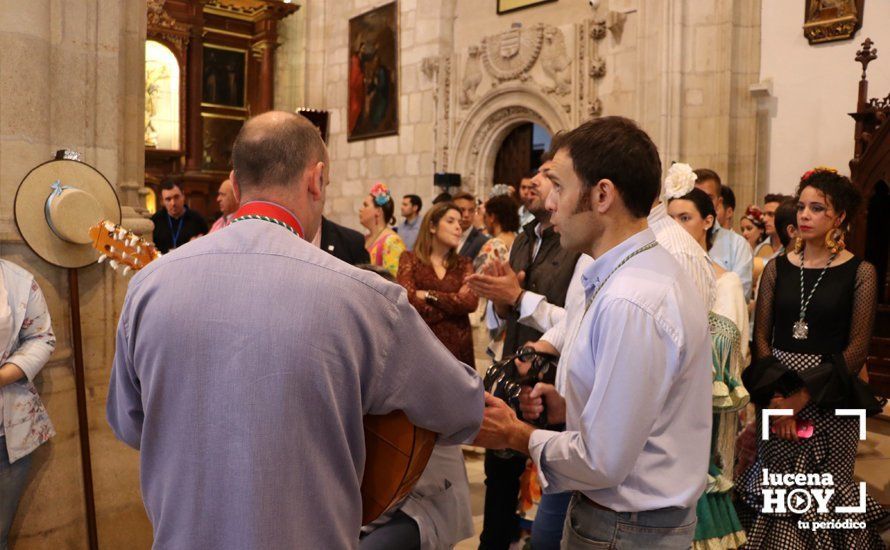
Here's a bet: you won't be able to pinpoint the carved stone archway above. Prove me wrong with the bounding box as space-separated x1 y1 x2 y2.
451 86 570 197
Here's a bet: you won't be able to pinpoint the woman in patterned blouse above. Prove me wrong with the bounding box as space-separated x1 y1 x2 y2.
397 202 478 367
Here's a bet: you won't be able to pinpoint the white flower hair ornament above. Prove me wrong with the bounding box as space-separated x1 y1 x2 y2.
662 163 697 200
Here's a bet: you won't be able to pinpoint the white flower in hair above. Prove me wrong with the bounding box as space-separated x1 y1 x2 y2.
662 163 697 199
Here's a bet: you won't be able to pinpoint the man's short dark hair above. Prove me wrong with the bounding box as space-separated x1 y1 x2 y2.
232 112 326 190
558 117 661 219
720 185 736 210
774 199 798 248
694 168 722 191
763 193 792 205
160 179 182 193
452 191 475 203
404 194 422 212
432 192 452 204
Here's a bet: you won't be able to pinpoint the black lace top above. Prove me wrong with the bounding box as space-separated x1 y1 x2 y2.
754 254 878 372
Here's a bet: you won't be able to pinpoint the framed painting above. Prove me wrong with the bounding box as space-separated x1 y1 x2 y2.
202 44 247 109
297 108 331 143
803 0 864 45
497 0 557 15
348 2 399 141
201 114 244 172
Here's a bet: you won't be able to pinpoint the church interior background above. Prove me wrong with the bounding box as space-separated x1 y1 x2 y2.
1 0 889 547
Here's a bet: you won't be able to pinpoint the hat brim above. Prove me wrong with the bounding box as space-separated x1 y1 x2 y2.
14 159 122 269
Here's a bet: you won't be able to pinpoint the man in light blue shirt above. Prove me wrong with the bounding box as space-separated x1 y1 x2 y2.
396 194 422 250
473 116 711 549
694 169 754 297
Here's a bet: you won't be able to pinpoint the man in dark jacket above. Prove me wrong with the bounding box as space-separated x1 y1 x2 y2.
151 180 209 254
467 152 579 550
317 216 370 265
453 191 489 260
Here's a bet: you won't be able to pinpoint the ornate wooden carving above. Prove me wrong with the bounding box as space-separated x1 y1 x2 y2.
848 38 890 397
144 0 297 222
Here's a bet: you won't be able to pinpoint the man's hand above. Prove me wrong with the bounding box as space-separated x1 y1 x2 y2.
519 383 566 424
466 260 525 308
514 340 559 376
472 392 535 455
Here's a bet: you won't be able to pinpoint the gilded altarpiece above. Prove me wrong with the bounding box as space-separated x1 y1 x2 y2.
144 0 298 220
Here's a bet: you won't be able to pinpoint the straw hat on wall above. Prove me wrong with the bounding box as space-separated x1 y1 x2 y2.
14 158 121 269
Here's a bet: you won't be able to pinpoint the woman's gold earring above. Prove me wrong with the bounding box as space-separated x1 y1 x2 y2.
825 228 838 254
793 236 804 254
827 228 846 254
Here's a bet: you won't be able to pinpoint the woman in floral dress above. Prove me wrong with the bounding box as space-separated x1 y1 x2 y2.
0 260 56 547
359 182 406 277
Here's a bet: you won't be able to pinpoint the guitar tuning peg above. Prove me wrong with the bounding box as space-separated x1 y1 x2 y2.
109 245 116 254
117 229 127 240
136 245 142 253
97 254 107 263
121 252 128 260
109 260 119 270
122 266 132 276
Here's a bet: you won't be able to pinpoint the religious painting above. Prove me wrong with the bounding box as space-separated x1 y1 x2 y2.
202 45 247 109
348 3 399 141
201 114 244 172
497 0 557 15
803 0 864 45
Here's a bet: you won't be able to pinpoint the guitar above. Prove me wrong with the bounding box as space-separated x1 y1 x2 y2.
88 220 436 525
88 220 160 275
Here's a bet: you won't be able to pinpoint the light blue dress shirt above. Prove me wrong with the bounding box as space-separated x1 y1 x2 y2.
397 217 421 251
709 224 753 298
528 228 712 512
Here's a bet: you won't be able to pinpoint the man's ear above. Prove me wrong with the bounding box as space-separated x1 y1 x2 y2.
307 161 325 200
593 179 615 213
230 170 241 203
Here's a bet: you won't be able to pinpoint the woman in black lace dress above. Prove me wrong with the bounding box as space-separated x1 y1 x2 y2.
737 168 886 548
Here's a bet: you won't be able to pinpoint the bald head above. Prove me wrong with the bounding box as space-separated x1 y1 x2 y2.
216 178 238 215
232 111 327 191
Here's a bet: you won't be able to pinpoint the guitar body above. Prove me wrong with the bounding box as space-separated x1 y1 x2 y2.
361 411 436 525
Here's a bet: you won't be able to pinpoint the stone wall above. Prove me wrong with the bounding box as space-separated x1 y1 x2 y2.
297 0 453 232
287 0 762 231
0 1 152 548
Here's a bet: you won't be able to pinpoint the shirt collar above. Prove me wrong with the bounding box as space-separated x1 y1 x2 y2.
581 228 657 295
403 217 419 228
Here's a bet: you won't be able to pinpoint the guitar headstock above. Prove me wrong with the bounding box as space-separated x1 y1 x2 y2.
88 220 161 276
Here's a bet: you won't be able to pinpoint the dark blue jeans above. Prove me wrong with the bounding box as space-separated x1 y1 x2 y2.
562 493 696 549
0 437 33 550
531 491 571 550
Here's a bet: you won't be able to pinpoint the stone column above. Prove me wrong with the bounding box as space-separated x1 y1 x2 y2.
0 1 152 548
